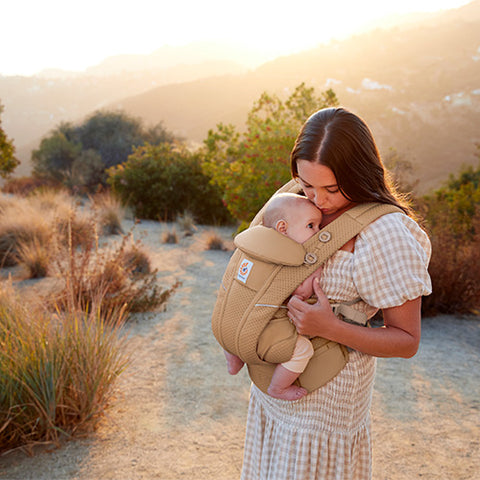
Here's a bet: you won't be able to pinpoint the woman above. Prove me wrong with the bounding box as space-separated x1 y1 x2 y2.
241 107 432 479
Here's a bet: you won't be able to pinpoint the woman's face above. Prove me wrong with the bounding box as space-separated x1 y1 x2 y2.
295 160 353 217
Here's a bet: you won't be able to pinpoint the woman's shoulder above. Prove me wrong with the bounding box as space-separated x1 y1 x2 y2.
353 212 432 308
358 211 430 252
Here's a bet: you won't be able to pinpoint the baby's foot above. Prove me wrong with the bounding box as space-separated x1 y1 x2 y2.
226 356 245 375
267 385 308 401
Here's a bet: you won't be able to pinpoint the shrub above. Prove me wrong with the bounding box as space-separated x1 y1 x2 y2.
16 237 52 278
162 228 178 244
0 201 52 267
422 212 480 315
51 228 178 316
107 143 232 224
418 162 480 315
204 231 226 251
1 177 61 196
0 284 129 454
120 243 151 274
176 210 197 236
90 192 125 236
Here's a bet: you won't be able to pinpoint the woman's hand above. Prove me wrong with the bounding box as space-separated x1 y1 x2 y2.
287 278 338 338
289 278 423 358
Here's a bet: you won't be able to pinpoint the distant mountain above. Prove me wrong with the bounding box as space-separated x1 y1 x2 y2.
84 42 272 76
0 43 255 168
2 1 480 191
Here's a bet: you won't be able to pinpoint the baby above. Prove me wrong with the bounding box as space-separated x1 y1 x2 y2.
224 193 323 400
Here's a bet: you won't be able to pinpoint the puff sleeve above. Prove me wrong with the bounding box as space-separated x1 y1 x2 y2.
352 213 432 309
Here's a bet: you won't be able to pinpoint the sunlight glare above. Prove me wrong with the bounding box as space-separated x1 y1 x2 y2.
0 0 473 76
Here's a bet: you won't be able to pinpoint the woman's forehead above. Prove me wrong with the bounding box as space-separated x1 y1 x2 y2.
296 160 337 186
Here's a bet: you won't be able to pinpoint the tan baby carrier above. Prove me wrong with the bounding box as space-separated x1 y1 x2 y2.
211 180 401 393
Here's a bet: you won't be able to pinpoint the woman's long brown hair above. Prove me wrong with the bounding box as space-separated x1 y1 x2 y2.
290 107 413 216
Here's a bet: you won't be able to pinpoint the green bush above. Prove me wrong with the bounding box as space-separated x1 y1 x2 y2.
107 143 232 224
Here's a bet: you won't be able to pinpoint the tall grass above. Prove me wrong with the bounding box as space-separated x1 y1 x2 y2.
176 210 197 237
0 284 129 454
0 200 53 267
90 192 125 236
15 237 53 278
204 230 226 251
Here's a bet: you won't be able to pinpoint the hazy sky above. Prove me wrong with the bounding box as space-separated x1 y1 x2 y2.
1 0 473 76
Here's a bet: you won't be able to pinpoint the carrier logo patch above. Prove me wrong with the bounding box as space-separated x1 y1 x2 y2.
237 259 254 283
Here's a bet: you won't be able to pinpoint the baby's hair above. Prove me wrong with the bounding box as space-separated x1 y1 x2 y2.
263 193 308 229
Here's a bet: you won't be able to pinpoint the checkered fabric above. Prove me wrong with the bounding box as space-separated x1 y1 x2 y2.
241 213 432 480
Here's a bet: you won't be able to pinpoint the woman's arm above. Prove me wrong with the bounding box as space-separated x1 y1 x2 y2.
287 278 422 358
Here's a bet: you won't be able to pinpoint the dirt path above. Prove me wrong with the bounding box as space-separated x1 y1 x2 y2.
0 222 479 479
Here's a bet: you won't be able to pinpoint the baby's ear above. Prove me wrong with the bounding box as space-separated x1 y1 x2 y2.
275 219 288 235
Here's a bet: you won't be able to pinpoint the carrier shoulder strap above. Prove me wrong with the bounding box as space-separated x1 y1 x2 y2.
235 201 402 364
300 202 402 264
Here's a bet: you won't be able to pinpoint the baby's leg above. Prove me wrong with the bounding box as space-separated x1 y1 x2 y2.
223 350 244 375
267 335 314 401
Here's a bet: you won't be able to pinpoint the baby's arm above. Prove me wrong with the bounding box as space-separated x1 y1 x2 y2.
292 267 322 300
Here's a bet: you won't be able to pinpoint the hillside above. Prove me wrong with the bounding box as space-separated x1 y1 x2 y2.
109 0 480 193
0 59 246 151
2 1 480 191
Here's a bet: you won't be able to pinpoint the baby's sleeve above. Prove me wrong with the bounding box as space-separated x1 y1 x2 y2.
352 213 432 309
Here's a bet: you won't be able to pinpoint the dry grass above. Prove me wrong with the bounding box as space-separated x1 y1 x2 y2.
0 200 53 267
120 243 152 275
176 210 197 237
53 204 96 250
90 192 125 236
50 224 178 317
15 237 53 278
1 177 62 196
204 230 226 251
0 283 130 454
162 228 178 244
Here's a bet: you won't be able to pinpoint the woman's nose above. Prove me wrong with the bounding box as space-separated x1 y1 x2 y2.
313 190 326 206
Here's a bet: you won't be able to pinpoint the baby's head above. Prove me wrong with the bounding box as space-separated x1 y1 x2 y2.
263 193 323 244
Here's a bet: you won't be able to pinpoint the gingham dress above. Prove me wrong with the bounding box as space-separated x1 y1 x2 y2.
241 213 432 480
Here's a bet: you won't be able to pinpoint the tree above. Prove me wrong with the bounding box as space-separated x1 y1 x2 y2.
76 111 146 169
70 149 105 191
0 103 20 178
31 129 81 182
202 84 338 223
31 111 178 191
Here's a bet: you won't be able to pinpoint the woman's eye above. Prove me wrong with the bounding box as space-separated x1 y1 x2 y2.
326 188 339 194
307 223 314 229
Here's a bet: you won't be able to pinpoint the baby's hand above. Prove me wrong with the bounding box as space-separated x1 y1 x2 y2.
293 267 322 300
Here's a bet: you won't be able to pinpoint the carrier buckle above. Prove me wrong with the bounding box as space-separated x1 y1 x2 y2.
318 231 332 242
304 252 317 265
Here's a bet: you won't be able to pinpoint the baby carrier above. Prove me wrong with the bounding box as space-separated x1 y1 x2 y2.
211 180 401 393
